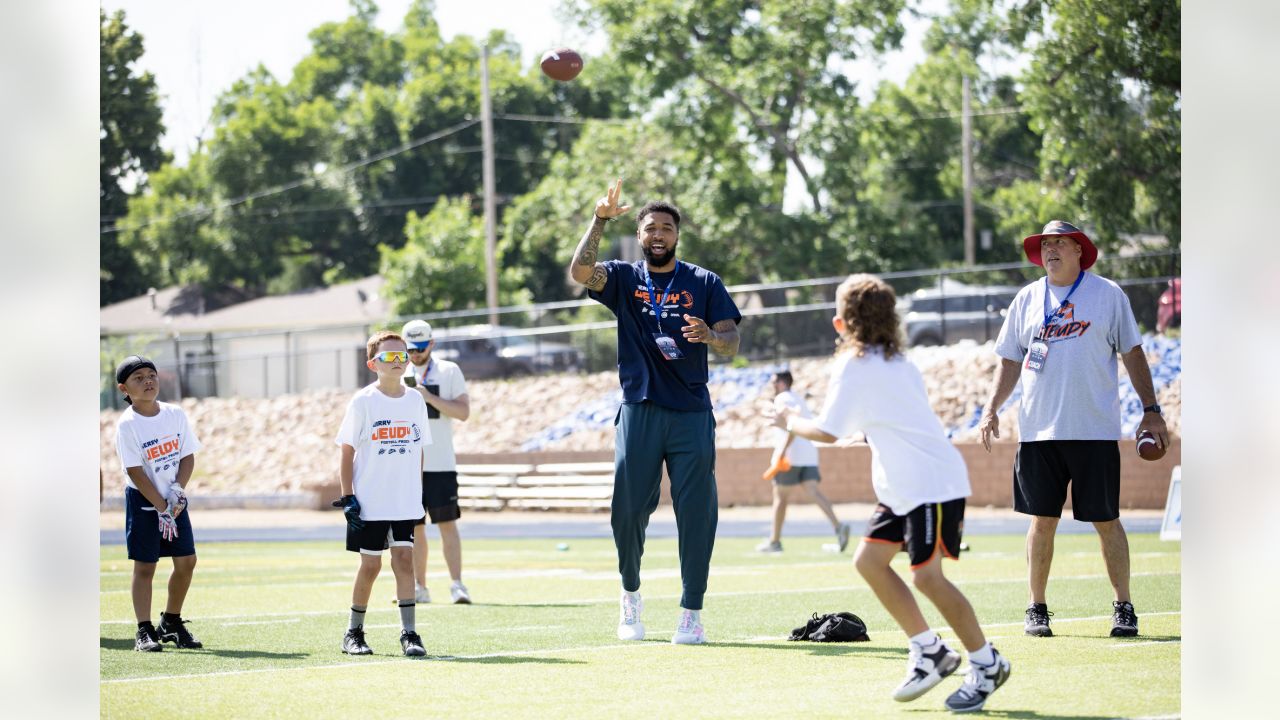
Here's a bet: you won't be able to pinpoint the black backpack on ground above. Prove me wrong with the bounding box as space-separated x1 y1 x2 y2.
789 612 870 642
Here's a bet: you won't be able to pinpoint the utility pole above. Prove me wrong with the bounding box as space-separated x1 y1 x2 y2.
481 44 499 325
961 75 975 266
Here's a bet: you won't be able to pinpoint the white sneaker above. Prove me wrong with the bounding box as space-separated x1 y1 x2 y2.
944 648 1011 712
392 585 431 604
893 641 961 701
671 609 706 644
755 540 783 553
450 581 472 605
617 591 644 641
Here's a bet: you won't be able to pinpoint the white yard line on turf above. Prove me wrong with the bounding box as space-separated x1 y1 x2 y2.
475 625 564 633
100 571 1181 625
221 618 302 627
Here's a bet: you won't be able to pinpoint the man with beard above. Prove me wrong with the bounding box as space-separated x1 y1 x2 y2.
569 178 742 645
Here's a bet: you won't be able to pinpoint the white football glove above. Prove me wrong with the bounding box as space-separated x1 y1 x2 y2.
157 510 179 542
166 485 188 516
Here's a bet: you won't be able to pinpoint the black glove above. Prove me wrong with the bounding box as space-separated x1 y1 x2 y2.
332 494 364 531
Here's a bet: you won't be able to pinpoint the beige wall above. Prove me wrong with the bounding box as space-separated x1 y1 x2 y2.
459 439 1182 511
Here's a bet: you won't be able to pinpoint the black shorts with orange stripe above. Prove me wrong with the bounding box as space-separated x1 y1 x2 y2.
863 499 966 568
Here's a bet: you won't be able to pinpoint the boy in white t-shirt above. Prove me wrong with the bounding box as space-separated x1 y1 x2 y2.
113 355 204 652
771 275 1010 713
334 331 432 657
756 370 850 553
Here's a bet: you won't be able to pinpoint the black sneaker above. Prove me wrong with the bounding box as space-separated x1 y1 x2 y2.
1024 603 1053 637
944 648 1012 713
1110 600 1139 637
342 628 373 655
157 616 203 649
400 630 426 657
134 625 162 652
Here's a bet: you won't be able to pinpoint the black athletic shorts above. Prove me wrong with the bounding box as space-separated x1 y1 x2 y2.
125 486 195 562
864 499 966 569
346 518 419 555
1014 440 1120 522
416 471 461 525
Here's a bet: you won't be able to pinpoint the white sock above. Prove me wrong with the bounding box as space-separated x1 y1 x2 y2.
681 608 701 624
623 589 640 600
909 629 940 648
969 643 995 667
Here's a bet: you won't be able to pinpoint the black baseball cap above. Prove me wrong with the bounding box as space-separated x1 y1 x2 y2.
115 355 157 385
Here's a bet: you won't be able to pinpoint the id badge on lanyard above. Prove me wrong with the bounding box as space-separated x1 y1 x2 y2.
645 262 685 360
1027 271 1084 374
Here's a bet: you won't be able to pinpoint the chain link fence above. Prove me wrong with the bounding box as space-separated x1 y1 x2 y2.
100 251 1179 409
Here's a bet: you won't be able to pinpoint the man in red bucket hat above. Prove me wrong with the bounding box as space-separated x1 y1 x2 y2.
977 220 1168 640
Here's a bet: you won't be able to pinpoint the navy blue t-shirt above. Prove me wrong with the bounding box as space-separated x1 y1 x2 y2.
589 260 742 411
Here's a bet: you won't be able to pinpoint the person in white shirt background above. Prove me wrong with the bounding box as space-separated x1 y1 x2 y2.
401 319 473 605
757 370 850 554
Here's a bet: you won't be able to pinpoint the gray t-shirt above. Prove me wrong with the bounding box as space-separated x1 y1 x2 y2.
994 272 1142 440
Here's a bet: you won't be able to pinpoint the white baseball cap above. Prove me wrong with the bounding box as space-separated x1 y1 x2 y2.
401 319 433 350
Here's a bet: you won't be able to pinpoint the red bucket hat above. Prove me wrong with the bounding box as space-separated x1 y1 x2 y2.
1022 220 1098 270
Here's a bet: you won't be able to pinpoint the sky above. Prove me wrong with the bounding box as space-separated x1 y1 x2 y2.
103 0 950 165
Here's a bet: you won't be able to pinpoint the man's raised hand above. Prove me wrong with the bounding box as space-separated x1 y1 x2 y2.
594 178 632 220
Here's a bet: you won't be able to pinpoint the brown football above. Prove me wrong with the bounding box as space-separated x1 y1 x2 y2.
540 47 583 82
1136 430 1166 461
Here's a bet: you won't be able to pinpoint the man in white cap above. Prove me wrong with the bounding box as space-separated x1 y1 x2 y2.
978 220 1168 639
400 319 473 604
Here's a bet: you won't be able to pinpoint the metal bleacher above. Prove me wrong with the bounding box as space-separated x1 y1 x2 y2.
456 461 615 511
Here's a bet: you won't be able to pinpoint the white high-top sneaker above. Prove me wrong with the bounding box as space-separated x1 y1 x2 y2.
671 608 706 644
617 590 644 641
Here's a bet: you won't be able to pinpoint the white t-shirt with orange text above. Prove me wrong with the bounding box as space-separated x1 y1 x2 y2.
335 384 432 521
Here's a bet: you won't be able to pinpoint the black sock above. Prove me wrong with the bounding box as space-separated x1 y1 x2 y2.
138 620 154 630
160 612 181 624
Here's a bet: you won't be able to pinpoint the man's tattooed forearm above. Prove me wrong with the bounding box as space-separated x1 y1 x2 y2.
575 216 607 267
707 319 741 357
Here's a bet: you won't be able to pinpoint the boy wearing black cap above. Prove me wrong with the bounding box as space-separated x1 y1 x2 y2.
113 355 204 652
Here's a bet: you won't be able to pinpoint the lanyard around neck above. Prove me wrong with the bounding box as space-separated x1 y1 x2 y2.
643 261 681 333
1042 271 1085 330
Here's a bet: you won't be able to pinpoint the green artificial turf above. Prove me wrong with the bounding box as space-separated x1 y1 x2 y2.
101 533 1180 718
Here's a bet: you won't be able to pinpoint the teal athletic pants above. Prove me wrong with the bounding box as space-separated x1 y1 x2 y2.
611 401 718 610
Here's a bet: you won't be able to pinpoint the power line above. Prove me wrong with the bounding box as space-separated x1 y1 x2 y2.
102 118 480 236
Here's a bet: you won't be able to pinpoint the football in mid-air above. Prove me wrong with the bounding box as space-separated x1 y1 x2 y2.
540 48 583 82
1136 430 1166 461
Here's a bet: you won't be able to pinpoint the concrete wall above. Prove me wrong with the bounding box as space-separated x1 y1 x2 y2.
459 439 1181 511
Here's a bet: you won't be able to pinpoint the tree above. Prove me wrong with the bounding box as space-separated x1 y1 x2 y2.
580 0 906 214
1004 0 1180 249
100 9 169 304
380 195 531 314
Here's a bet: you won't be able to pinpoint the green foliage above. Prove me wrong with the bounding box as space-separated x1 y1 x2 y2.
109 0 1179 312
1008 0 1181 249
100 9 169 304
380 195 531 314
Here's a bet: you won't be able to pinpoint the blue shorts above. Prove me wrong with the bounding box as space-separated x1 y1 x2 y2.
125 486 195 562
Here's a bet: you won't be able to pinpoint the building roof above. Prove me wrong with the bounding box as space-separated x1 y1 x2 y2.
184 275 390 333
99 283 252 335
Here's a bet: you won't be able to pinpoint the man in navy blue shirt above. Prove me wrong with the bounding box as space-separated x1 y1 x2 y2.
570 178 742 645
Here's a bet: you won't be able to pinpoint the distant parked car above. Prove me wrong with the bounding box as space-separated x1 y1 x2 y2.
1157 278 1181 333
431 324 584 379
903 282 1020 346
